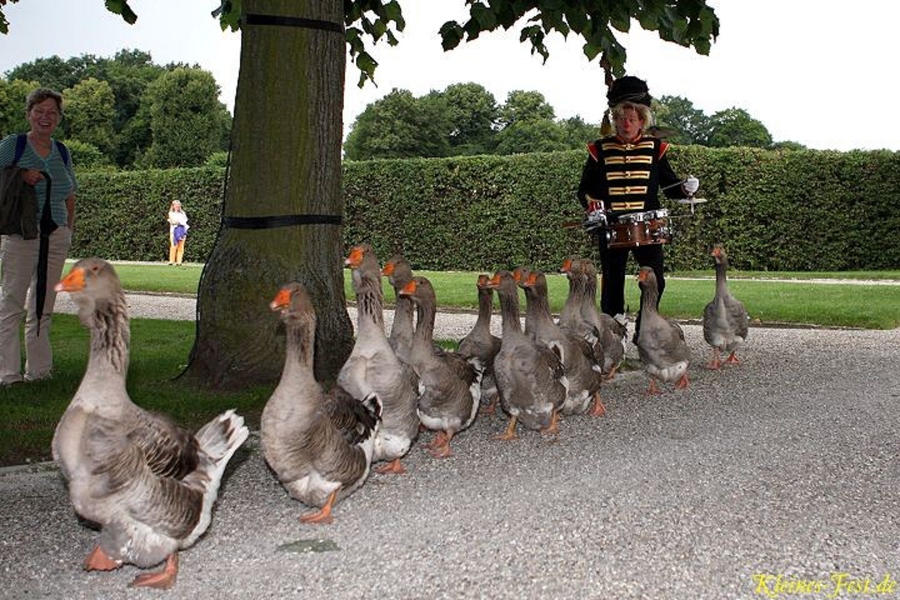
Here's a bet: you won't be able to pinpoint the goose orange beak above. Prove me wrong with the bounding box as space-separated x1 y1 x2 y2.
55 266 86 293
344 246 365 268
270 287 292 311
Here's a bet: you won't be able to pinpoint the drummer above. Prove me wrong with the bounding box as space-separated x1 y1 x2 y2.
577 75 699 342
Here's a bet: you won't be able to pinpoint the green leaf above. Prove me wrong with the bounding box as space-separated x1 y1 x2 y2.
213 0 241 31
582 42 601 62
471 3 497 31
439 21 464 51
565 9 589 35
105 0 138 25
354 51 379 88
383 0 403 24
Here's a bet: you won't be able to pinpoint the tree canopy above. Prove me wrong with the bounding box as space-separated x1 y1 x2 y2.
344 84 788 160
0 50 231 169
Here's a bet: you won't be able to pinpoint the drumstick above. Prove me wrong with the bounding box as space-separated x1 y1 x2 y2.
660 179 691 192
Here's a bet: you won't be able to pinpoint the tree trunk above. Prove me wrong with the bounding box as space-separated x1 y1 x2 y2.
185 0 353 389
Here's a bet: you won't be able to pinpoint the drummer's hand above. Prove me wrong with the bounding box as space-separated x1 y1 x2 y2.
683 176 699 195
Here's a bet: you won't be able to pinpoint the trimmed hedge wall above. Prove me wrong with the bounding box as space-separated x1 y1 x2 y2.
75 167 225 263
74 147 900 272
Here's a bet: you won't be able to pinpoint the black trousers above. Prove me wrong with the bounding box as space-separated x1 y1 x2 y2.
598 242 665 336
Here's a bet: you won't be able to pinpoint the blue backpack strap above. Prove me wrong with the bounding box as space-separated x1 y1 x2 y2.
12 133 27 166
55 140 70 167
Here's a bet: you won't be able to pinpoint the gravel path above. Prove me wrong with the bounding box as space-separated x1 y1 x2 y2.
3 294 899 599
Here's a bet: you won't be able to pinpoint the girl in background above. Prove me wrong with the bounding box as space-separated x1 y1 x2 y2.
167 200 188 265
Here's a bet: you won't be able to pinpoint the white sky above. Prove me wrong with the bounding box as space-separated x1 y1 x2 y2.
1 1 898 151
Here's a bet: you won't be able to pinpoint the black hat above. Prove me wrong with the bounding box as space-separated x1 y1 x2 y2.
607 76 652 108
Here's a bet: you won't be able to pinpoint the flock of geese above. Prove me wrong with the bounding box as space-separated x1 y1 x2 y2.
49 244 748 589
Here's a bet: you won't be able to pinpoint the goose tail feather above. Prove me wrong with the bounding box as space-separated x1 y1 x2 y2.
182 409 249 544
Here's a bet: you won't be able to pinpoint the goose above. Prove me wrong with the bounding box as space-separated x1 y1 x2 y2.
512 267 536 338
338 244 419 475
52 257 249 589
520 269 604 417
487 270 567 439
635 266 691 394
558 257 591 337
399 276 482 458
457 274 502 414
558 257 608 377
702 245 749 369
381 254 416 363
579 259 627 380
262 282 382 524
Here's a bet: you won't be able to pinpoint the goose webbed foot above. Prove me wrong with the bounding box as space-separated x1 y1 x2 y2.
588 393 606 417
130 554 178 590
725 352 741 365
540 411 560 436
480 396 498 415
300 491 337 524
675 373 690 390
426 432 454 458
425 431 447 450
646 379 662 396
492 416 518 441
84 545 122 572
374 458 407 475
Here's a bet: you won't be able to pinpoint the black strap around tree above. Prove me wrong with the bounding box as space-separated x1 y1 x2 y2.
223 214 342 230
243 13 343 34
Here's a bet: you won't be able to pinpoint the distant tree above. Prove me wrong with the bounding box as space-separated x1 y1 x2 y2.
499 90 555 128
343 88 451 160
707 107 772 148
63 77 117 155
559 115 598 149
654 95 710 145
438 82 499 155
346 84 597 158
3 51 227 168
0 78 35 137
103 50 171 167
5 55 92 93
141 67 229 168
60 139 114 170
772 140 806 151
494 118 569 154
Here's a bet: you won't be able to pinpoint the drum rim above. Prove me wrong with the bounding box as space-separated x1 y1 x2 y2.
617 208 668 223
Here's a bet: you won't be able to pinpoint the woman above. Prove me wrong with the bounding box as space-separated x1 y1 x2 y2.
167 200 188 265
0 88 76 386
577 76 698 342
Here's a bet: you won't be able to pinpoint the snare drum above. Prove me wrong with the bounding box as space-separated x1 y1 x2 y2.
605 209 671 249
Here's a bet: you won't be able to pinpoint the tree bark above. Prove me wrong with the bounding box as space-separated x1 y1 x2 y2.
185 0 353 389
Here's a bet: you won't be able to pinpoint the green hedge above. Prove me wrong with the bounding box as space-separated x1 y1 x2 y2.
73 146 900 272
75 167 225 263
